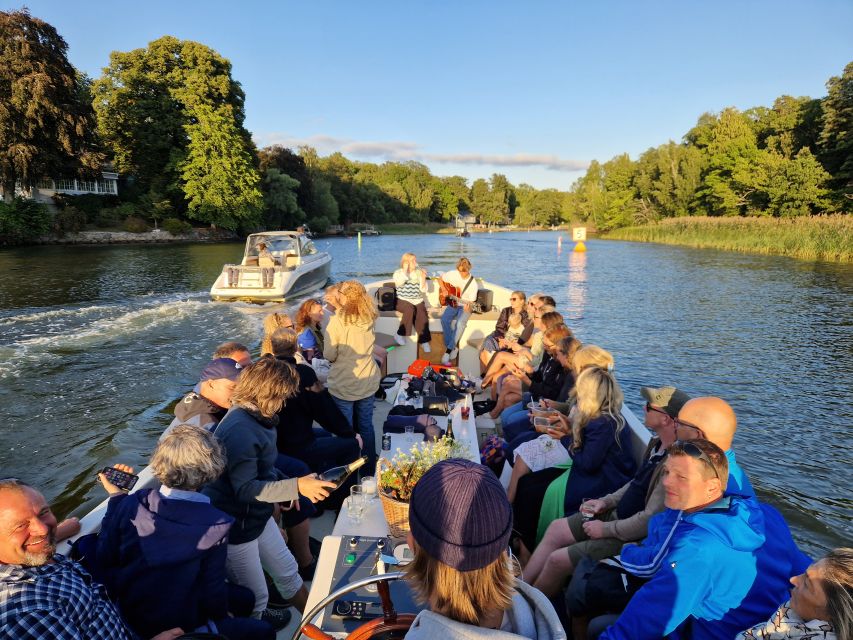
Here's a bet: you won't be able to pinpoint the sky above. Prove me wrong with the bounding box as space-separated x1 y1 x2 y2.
11 1 853 190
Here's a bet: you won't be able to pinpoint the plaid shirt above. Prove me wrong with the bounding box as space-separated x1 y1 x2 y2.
0 555 131 639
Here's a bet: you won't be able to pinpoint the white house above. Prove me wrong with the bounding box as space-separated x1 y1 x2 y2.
3 170 119 204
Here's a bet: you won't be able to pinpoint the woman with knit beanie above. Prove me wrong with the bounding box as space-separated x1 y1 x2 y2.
404 458 567 639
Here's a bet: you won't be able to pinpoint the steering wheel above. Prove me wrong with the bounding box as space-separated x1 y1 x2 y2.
292 571 417 640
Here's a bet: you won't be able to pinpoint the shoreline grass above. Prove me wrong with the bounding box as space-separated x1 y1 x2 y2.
375 222 448 235
601 215 853 263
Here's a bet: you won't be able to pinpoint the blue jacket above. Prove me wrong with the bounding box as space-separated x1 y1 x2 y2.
564 415 637 513
94 489 233 639
601 497 810 640
202 405 300 544
726 449 755 497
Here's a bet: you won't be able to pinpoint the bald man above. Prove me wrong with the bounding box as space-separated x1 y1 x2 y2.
675 396 755 497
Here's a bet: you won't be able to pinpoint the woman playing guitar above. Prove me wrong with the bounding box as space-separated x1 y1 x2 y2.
439 257 478 365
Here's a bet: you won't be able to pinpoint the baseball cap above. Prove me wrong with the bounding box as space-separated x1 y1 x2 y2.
640 386 691 419
199 357 244 382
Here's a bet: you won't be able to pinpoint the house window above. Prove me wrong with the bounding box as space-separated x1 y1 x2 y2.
55 178 76 191
77 180 97 193
37 178 54 190
98 180 116 194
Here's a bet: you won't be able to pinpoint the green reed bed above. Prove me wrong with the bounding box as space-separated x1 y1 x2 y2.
376 222 449 234
602 215 853 262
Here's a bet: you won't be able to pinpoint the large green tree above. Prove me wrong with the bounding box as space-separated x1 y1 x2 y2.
0 10 102 203
93 36 260 227
819 61 853 210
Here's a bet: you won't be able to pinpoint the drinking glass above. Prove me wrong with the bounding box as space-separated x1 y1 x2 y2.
580 498 596 522
361 476 377 502
347 486 365 524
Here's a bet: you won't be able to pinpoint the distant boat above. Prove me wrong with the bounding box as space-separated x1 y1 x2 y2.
357 225 382 236
209 230 331 303
455 228 470 237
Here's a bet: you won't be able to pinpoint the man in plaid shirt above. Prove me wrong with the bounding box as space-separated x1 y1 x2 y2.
0 479 181 639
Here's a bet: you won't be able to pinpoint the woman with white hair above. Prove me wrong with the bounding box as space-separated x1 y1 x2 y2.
93 425 274 639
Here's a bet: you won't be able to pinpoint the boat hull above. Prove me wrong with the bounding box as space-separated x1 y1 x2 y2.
210 253 332 302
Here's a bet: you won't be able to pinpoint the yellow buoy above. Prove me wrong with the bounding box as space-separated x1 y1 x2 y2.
574 241 586 252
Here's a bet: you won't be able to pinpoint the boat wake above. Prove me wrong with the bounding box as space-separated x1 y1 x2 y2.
0 292 257 379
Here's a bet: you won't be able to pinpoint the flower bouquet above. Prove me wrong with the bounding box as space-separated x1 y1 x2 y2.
377 436 469 536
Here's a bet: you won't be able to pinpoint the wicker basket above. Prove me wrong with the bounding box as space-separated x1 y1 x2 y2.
377 457 411 537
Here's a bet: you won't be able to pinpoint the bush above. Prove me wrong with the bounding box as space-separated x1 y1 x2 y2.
54 206 87 234
162 217 192 236
0 198 53 242
122 216 150 233
53 193 120 216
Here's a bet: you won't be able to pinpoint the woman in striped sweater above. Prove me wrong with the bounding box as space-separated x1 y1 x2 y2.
392 252 431 351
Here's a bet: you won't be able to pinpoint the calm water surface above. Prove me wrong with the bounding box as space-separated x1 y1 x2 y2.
0 233 850 554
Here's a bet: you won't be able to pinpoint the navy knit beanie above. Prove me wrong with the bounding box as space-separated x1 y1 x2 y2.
408 458 512 572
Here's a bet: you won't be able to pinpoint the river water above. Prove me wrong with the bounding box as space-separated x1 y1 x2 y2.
0 233 850 554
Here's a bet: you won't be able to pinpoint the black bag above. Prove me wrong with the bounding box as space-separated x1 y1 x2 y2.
375 282 396 312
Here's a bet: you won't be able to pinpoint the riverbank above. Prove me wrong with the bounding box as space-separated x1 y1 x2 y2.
28 227 239 245
601 215 853 262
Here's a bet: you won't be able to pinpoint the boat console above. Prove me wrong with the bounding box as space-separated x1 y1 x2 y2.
306 535 419 636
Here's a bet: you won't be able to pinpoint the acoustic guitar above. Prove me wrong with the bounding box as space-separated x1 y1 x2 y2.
438 278 484 313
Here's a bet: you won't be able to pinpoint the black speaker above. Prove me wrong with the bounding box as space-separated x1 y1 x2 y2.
476 288 493 312
375 283 396 312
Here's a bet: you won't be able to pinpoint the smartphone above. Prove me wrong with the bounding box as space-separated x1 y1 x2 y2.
534 416 551 432
101 466 138 492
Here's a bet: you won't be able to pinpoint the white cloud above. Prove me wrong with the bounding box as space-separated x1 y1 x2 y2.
255 133 587 172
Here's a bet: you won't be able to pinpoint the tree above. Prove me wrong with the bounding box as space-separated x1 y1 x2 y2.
818 61 853 210
0 10 102 203
690 108 761 216
179 104 262 228
261 169 303 229
93 36 259 226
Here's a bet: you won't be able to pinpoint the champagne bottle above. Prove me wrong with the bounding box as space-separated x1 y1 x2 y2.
446 411 455 440
318 456 367 488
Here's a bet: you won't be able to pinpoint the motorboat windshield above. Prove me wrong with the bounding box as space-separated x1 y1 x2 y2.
248 235 298 256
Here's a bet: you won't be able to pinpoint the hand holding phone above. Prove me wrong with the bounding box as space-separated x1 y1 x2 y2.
99 465 138 494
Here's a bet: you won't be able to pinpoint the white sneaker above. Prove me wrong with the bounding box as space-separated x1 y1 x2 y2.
394 334 406 346
441 352 451 365
449 348 459 360
421 342 431 353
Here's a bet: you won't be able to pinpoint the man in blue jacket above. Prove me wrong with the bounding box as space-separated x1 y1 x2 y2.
598 439 809 640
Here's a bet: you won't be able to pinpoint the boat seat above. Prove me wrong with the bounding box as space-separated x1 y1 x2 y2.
284 254 299 268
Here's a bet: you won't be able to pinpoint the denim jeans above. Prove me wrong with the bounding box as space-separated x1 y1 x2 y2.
441 305 471 350
331 394 376 476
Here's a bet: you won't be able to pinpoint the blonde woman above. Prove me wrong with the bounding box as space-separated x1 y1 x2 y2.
323 280 381 474
392 252 431 350
513 365 636 560
404 459 566 639
202 358 336 623
260 312 294 357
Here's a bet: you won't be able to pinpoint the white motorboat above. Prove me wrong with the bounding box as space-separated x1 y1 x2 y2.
210 231 332 303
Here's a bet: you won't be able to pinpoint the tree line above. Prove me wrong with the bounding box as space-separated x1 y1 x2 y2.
1 9 850 240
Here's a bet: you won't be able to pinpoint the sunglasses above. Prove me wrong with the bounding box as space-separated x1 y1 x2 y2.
644 402 671 417
673 417 707 440
671 440 720 481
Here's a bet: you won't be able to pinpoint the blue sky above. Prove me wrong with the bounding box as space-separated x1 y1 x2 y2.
13 1 853 189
